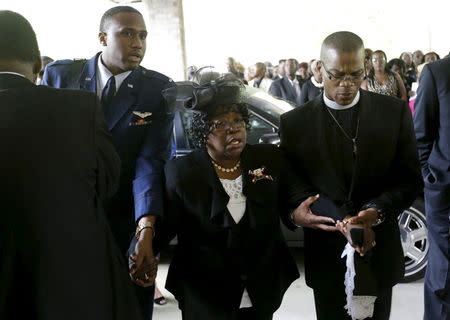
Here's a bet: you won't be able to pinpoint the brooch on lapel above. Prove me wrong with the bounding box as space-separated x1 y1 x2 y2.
248 167 273 183
129 111 152 127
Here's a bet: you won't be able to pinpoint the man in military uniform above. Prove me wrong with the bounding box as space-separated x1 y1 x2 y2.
42 6 174 320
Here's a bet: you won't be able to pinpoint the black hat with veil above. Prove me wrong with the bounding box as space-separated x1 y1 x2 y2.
162 66 248 113
162 67 251 148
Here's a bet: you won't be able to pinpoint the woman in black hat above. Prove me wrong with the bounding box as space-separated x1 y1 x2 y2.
151 71 299 320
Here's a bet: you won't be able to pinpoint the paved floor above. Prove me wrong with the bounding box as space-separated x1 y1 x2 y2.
153 248 424 320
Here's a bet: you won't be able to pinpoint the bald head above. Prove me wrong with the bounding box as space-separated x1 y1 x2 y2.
317 31 365 106
320 31 364 64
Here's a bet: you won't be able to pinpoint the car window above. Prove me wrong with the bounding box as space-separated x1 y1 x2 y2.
179 111 194 149
248 113 276 144
245 87 294 115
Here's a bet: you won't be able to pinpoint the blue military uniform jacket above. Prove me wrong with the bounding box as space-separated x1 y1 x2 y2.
42 52 174 250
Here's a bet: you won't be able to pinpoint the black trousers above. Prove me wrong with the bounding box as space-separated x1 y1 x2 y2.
134 284 154 320
237 307 272 320
313 286 392 320
181 307 272 320
423 187 450 320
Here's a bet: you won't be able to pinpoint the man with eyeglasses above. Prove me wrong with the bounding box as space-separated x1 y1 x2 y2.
279 31 422 319
42 6 174 320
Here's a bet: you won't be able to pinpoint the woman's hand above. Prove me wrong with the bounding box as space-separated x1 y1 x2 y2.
129 228 158 287
292 195 338 231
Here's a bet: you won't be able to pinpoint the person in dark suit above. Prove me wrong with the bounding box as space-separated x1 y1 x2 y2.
147 72 299 320
41 6 174 319
299 59 323 105
279 31 422 319
269 58 302 106
0 10 142 320
413 57 450 320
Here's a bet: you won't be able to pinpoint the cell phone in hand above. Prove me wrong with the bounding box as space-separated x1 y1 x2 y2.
350 227 364 247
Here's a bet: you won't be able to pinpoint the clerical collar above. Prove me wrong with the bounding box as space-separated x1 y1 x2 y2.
0 71 26 78
311 76 323 88
323 91 360 110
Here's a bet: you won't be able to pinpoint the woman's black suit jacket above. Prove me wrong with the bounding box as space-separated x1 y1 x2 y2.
160 144 299 319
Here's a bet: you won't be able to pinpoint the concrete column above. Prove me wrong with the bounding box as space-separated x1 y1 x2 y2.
141 0 187 80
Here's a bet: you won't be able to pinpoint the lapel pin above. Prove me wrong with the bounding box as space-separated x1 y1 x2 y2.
85 77 92 81
248 166 273 183
127 83 134 88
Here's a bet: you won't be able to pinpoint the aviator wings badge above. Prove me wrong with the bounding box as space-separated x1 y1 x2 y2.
133 111 152 118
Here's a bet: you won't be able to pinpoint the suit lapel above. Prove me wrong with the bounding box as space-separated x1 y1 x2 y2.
282 77 297 101
351 90 372 198
240 146 266 229
78 54 98 93
105 67 141 130
192 150 232 228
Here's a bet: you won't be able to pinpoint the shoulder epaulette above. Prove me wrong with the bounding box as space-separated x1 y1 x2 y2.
140 67 173 83
47 58 87 68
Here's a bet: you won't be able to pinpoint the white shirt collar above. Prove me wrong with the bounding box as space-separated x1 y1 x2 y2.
96 54 132 98
286 76 298 86
311 76 324 88
0 71 26 78
323 90 360 110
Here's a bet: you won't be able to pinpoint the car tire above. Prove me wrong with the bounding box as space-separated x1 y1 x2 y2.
398 198 428 282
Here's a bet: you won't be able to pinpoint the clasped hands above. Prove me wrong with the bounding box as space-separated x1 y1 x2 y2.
292 194 378 256
129 228 158 287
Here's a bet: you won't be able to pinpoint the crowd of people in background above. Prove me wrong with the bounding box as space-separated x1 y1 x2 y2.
200 49 448 113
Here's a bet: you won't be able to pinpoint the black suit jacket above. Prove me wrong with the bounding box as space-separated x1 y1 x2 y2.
0 74 142 320
299 78 322 105
160 144 299 319
279 90 422 289
268 76 302 106
414 57 450 190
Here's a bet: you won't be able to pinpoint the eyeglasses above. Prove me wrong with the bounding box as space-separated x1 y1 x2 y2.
210 118 245 132
321 62 366 83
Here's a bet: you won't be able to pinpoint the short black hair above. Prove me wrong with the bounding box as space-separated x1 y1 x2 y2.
99 6 142 32
0 10 40 63
387 58 406 76
320 31 364 63
41 56 54 65
425 51 440 61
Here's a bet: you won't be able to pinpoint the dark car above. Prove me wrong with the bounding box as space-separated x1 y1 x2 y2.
172 86 428 282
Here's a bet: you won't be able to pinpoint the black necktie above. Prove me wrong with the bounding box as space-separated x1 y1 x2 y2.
101 76 116 113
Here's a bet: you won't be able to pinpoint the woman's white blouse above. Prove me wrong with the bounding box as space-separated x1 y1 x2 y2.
219 175 246 224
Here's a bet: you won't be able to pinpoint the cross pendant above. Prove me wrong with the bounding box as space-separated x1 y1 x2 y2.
352 138 357 156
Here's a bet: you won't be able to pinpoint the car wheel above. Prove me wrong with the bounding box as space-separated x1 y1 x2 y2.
398 198 428 282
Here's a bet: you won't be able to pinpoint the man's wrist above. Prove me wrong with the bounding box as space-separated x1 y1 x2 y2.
135 217 155 239
290 210 301 228
361 203 385 226
138 227 154 241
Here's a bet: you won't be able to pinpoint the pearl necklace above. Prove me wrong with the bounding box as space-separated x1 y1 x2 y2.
211 160 241 173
